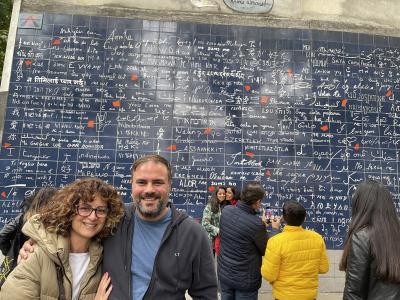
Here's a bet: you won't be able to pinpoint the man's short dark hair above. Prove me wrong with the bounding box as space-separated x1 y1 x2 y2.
241 182 265 206
132 154 172 182
282 200 306 226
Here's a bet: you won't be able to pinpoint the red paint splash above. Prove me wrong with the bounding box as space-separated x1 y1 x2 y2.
208 186 215 192
24 59 32 66
52 39 61 45
341 99 347 107
320 125 329 132
1 192 6 198
87 120 95 128
386 90 393 97
245 151 255 158
204 128 212 135
265 170 272 177
166 145 177 151
112 101 120 107
3 143 11 148
354 143 360 151
244 85 251 92
130 74 139 81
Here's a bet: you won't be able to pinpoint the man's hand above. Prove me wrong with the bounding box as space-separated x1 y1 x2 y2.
94 272 112 300
17 238 35 264
271 216 281 230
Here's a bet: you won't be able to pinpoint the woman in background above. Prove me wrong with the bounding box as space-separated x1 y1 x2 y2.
225 186 238 206
340 179 400 299
0 186 57 285
0 178 124 300
202 186 229 256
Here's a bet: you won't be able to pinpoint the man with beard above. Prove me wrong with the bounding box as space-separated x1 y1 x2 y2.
19 155 217 300
102 154 217 299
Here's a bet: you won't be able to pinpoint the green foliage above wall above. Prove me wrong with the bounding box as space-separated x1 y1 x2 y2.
0 0 13 82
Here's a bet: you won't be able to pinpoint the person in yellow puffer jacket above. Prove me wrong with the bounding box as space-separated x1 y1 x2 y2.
261 200 329 300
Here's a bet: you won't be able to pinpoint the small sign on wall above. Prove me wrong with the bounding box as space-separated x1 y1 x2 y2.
18 13 43 29
224 0 274 13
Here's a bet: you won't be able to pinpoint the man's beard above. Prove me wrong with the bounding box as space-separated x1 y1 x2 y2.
134 192 167 219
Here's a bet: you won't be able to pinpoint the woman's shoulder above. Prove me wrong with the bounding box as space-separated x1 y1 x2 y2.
353 227 370 240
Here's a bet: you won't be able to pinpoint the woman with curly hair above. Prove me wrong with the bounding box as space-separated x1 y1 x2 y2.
0 178 124 300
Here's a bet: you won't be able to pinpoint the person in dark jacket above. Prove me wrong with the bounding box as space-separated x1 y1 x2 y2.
0 186 57 285
218 181 279 300
102 155 217 300
19 155 217 300
340 179 400 300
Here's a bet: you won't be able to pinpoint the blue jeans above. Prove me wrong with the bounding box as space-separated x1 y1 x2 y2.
219 281 258 300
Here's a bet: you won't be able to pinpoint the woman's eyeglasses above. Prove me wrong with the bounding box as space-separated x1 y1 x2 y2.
76 205 109 218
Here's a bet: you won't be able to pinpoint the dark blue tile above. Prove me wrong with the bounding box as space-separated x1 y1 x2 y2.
374 35 389 47
160 21 177 33
143 20 160 31
343 32 358 43
195 23 211 35
301 29 312 40
326 30 342 42
211 24 228 36
90 16 108 28
43 13 72 25
72 15 90 27
312 30 330 41
359 33 374 45
389 36 400 48
179 22 195 34
37 24 53 36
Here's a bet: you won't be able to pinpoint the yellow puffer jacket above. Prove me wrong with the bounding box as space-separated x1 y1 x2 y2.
261 225 329 300
0 215 103 300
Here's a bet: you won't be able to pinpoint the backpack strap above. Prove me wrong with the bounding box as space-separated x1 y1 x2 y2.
55 264 66 300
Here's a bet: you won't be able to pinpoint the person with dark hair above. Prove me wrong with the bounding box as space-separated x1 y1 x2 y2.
261 200 329 300
225 186 238 206
1 178 124 299
202 186 228 256
99 154 217 299
218 181 279 300
19 155 218 299
339 179 400 299
0 186 58 286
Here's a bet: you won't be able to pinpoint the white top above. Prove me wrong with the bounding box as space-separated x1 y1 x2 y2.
69 252 90 300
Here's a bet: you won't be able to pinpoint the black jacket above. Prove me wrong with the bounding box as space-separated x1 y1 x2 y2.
0 213 25 256
0 213 28 286
102 202 217 300
343 228 400 300
218 201 268 291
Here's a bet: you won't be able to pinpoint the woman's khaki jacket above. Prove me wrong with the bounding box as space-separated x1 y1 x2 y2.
0 215 103 300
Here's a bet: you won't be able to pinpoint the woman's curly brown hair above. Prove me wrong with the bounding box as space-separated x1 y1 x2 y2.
40 178 124 240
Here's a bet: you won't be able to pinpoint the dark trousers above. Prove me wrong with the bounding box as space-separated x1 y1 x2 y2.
219 281 258 300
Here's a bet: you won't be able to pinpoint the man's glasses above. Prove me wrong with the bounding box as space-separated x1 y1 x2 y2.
76 205 109 218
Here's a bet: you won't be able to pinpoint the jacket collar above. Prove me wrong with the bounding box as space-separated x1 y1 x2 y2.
283 225 304 232
237 200 257 215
